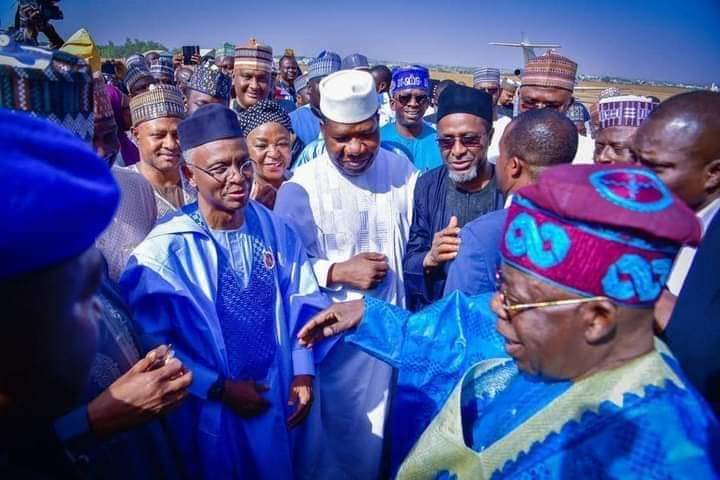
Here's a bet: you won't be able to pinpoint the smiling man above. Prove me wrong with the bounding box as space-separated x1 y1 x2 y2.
380 65 443 172
275 69 417 479
593 94 657 164
298 164 719 478
128 84 195 220
121 104 327 479
231 38 273 115
403 84 504 311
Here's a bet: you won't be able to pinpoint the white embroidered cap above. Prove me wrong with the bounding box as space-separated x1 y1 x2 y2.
319 70 379 124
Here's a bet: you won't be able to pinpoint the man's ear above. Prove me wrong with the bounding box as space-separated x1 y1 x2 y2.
182 163 196 188
130 126 139 141
580 299 618 345
704 158 720 192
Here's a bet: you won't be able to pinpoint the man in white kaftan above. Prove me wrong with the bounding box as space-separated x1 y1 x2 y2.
275 69 418 479
121 104 327 479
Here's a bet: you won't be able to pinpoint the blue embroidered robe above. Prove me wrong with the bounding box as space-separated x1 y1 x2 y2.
120 201 329 479
347 292 720 478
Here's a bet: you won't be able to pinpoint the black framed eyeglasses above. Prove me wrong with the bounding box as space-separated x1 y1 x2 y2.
436 135 486 150
189 160 254 184
395 93 430 106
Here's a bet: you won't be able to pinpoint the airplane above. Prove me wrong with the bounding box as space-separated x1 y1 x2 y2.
489 32 561 65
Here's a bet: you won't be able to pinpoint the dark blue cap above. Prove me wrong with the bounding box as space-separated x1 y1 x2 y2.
437 84 493 125
178 104 244 151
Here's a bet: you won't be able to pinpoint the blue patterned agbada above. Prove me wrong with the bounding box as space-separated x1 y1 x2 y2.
347 292 720 479
121 201 328 479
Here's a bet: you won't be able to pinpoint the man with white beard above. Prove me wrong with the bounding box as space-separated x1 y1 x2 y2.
403 84 504 311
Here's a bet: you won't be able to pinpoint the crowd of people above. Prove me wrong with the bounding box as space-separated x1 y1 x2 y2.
1 20 719 480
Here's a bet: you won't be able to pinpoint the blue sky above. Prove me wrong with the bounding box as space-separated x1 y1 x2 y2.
2 0 719 84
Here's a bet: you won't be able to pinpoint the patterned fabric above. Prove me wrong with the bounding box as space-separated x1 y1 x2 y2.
598 86 622 100
306 50 342 80
566 99 589 122
125 54 145 68
500 77 519 93
598 95 657 129
96 166 157 281
234 38 273 73
0 35 94 142
124 63 154 93
342 53 370 70
391 65 431 96
502 165 702 306
472 67 500 88
294 73 309 93
93 75 115 123
187 203 277 381
150 53 174 83
398 342 720 479
187 63 232 101
521 51 577 92
129 83 186 127
237 99 293 137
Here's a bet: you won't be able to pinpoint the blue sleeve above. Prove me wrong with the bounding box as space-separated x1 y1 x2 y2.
121 259 221 400
345 296 412 368
444 213 504 297
54 405 91 443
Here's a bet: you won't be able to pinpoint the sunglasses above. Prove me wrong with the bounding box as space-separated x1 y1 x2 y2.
395 93 430 106
436 135 486 150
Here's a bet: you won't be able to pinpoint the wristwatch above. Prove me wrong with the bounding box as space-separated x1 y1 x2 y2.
208 375 226 401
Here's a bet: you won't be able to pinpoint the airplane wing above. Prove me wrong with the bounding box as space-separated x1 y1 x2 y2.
488 42 523 47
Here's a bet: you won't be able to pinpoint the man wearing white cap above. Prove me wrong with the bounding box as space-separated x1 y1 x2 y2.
275 69 418 479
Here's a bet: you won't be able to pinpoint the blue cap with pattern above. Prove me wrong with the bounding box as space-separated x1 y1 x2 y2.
307 51 342 81
187 64 232 101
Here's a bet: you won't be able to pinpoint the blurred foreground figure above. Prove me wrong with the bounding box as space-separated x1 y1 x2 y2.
0 110 119 478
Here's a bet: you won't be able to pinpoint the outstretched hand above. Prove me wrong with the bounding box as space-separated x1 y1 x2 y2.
297 299 365 348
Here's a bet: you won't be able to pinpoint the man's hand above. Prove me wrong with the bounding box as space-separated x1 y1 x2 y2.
423 216 461 269
222 380 270 418
87 345 192 437
287 375 313 428
329 252 389 290
190 53 202 66
297 300 365 347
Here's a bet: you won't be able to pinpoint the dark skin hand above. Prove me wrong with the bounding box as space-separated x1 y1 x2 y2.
328 253 389 290
222 375 314 428
297 300 365 348
222 379 270 418
87 345 192 437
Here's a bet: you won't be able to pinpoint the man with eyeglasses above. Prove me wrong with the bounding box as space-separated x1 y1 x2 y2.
403 84 504 311
275 69 417 480
593 94 657 165
297 164 719 478
380 66 443 172
121 104 328 479
444 108 578 298
518 51 595 164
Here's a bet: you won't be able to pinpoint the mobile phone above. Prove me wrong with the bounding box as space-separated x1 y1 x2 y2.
182 46 195 65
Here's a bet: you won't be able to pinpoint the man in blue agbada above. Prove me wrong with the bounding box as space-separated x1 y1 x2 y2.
121 104 328 479
299 164 720 478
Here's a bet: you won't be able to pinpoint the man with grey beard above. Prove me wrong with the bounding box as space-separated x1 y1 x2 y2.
403 84 504 311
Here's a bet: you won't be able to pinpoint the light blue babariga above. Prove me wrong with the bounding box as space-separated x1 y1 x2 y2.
505 212 570 269
589 168 673 213
601 253 673 303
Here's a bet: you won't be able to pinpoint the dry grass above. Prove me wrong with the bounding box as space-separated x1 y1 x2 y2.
429 71 691 105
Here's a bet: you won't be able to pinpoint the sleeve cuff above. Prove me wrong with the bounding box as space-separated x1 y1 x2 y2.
174 351 220 399
54 405 91 443
311 258 342 291
292 348 316 376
